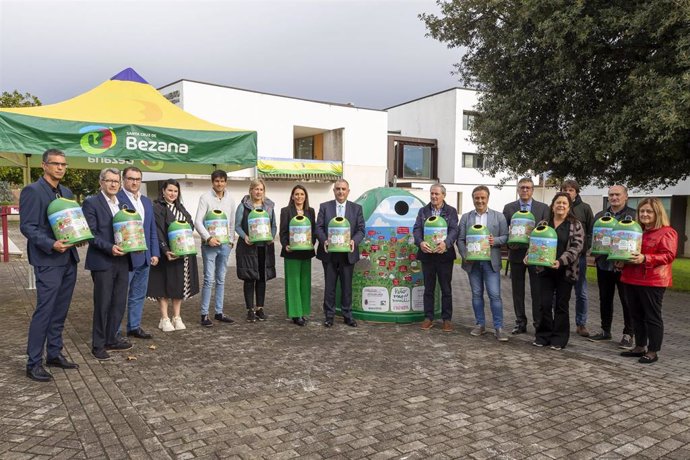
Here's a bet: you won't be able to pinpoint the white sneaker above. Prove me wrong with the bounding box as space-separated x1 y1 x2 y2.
159 317 175 332
172 316 186 331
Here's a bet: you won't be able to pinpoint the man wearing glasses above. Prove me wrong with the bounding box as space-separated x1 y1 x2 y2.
502 177 550 334
117 167 159 339
83 168 131 361
20 149 80 381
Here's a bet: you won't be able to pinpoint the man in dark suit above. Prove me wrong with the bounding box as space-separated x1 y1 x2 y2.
83 168 131 361
117 166 159 339
315 179 365 328
413 184 459 332
20 149 80 382
502 177 550 334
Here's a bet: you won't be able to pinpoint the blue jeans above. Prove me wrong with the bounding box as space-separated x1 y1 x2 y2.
200 244 231 315
126 263 150 332
575 254 588 326
468 261 504 329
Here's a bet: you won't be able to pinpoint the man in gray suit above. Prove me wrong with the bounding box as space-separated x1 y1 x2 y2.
458 186 510 341
502 177 550 334
315 179 365 328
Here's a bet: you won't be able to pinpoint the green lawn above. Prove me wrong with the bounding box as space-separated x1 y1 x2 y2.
585 257 690 293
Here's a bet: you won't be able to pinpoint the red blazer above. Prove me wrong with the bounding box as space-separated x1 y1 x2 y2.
621 226 678 287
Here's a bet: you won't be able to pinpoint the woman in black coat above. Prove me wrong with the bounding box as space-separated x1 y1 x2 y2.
279 185 316 326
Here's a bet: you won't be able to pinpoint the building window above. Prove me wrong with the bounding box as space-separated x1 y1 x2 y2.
462 152 486 169
402 145 433 179
294 137 314 159
462 111 478 131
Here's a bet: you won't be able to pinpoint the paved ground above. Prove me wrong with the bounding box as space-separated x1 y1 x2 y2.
1 223 690 459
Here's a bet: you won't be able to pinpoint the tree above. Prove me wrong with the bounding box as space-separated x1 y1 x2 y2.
421 0 690 189
0 90 100 197
0 90 41 108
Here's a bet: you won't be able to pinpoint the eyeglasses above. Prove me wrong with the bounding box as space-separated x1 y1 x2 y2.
102 179 120 185
45 161 68 167
519 186 533 190
125 177 142 182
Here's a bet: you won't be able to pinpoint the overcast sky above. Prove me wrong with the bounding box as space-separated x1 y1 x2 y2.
0 0 462 110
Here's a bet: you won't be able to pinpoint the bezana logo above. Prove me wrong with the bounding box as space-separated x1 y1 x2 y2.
79 126 117 154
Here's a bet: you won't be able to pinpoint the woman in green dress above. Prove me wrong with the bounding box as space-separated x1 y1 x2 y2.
279 185 316 326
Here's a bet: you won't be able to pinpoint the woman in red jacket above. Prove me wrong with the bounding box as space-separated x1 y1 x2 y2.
618 198 677 364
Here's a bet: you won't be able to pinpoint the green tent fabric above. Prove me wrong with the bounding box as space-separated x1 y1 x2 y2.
0 68 257 174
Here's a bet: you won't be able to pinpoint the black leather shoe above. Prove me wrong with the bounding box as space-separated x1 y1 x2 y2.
511 325 527 335
46 354 79 369
127 327 153 339
26 364 53 382
105 340 133 352
323 319 334 328
344 318 358 327
92 348 112 361
295 318 306 326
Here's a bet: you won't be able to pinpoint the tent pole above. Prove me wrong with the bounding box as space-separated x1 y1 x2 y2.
23 154 35 290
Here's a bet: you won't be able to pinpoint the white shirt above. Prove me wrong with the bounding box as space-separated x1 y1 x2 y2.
101 191 120 217
474 210 488 227
336 201 346 218
123 189 145 219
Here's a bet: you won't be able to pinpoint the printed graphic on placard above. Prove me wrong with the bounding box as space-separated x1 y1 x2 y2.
170 229 195 254
411 286 425 311
390 286 411 312
248 216 271 240
510 217 535 238
466 234 491 260
592 227 613 253
361 286 389 312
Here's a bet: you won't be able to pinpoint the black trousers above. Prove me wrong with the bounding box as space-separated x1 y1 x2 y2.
322 253 354 320
535 271 573 348
510 260 541 328
244 246 266 308
422 257 454 321
596 268 633 335
91 257 129 351
26 263 78 367
624 284 665 352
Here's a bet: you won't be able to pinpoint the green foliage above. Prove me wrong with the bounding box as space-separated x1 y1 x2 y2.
421 1 690 190
0 181 13 204
585 259 689 292
0 90 41 108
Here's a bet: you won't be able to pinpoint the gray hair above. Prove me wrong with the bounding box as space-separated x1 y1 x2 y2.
99 168 120 181
430 183 446 195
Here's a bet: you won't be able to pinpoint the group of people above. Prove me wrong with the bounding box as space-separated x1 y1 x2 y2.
430 177 676 365
20 149 678 382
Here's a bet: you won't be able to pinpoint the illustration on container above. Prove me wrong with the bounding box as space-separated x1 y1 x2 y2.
591 213 617 255
168 220 197 256
204 209 230 244
289 215 313 250
526 223 557 267
247 208 272 244
507 210 535 245
113 208 147 253
466 224 491 261
47 197 94 244
607 217 642 261
328 216 351 252
423 215 448 250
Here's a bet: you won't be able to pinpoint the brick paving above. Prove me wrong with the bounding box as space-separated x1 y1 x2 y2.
1 222 690 459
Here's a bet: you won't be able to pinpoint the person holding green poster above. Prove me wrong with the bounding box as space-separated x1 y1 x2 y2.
279 185 316 326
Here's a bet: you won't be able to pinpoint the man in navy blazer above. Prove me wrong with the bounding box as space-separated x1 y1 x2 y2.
117 166 159 339
82 168 131 361
457 186 509 341
502 177 551 334
20 149 80 382
315 179 365 328
413 184 459 332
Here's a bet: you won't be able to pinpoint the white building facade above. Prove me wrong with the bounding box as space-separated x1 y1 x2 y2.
152 80 388 223
386 88 539 215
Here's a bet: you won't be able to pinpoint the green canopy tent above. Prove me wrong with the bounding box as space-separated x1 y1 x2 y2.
0 68 257 181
